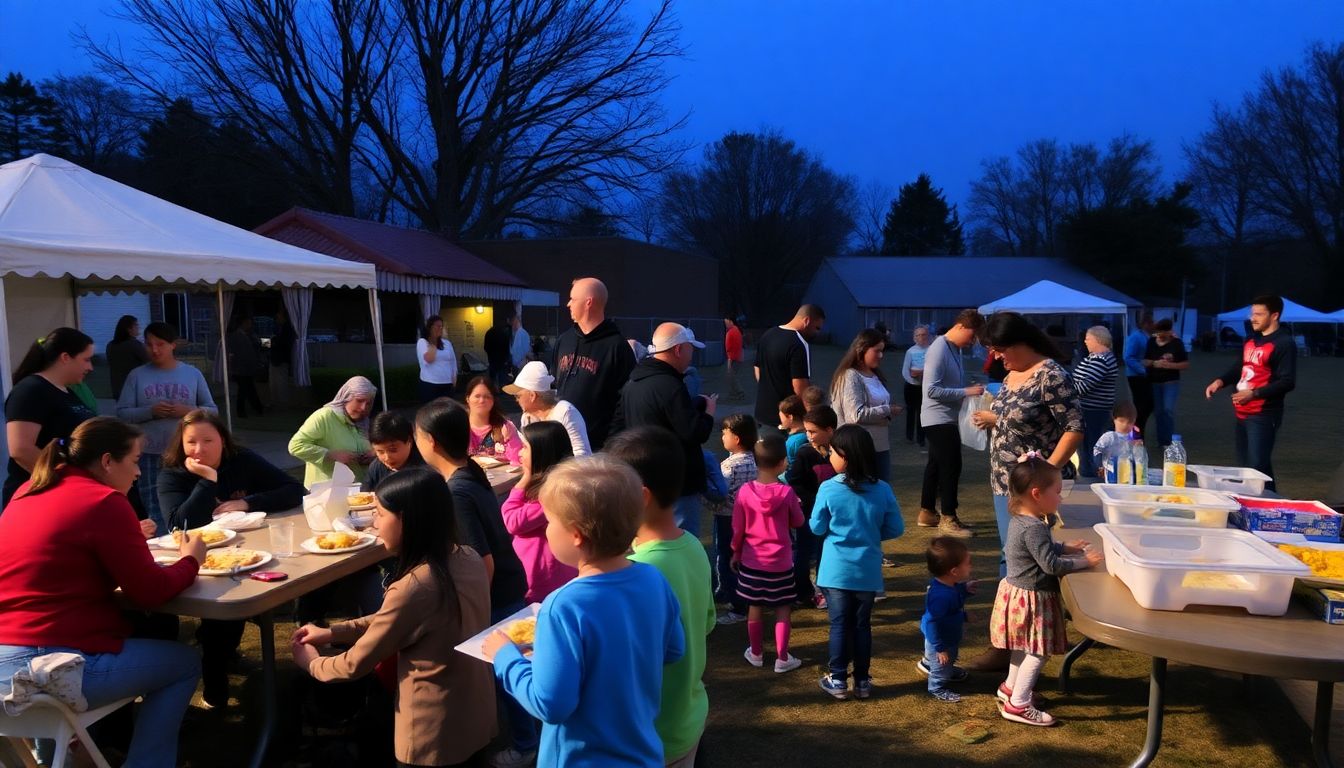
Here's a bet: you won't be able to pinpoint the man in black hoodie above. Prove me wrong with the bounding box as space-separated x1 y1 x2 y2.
611 322 718 534
552 277 636 450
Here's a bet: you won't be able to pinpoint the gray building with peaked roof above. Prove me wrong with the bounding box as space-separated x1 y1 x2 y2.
804 256 1140 345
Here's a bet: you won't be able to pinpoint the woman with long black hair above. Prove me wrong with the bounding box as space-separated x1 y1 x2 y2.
417 315 458 403
3 328 98 508
106 314 149 400
292 467 496 767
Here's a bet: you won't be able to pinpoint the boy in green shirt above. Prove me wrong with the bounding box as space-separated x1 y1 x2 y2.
606 426 715 767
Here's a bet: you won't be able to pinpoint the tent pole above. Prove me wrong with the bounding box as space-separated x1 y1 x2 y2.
369 287 388 411
217 282 234 433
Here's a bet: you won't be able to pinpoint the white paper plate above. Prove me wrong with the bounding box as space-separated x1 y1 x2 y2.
455 603 541 664
211 511 268 530
300 533 380 555
149 527 238 550
473 455 507 469
197 550 274 577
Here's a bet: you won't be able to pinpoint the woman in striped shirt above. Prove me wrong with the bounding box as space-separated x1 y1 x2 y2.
1072 326 1119 477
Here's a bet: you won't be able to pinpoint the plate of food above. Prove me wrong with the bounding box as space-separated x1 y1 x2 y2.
300 531 380 555
346 491 377 510
198 548 273 576
455 603 541 663
472 455 507 469
149 527 238 550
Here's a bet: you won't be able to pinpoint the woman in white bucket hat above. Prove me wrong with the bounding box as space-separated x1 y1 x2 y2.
503 361 592 457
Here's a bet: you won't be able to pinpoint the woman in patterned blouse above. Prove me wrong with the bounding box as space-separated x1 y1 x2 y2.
970 313 1083 576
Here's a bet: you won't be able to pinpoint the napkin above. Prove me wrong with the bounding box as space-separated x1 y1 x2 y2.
303 463 357 532
212 511 268 530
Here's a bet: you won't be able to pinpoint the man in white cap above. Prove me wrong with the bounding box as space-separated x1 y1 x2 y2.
611 322 717 536
503 360 591 457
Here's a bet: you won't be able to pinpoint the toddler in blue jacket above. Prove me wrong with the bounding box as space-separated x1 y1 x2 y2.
917 536 977 702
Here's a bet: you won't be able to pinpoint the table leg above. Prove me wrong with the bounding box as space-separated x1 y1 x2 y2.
1313 681 1336 768
1130 657 1167 768
248 612 277 768
1058 637 1095 693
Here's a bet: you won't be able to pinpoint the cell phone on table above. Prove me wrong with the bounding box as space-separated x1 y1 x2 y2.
250 571 288 582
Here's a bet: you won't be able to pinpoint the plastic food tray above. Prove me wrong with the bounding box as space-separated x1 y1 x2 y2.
1090 483 1240 528
1187 465 1272 496
1094 523 1310 615
1251 532 1344 589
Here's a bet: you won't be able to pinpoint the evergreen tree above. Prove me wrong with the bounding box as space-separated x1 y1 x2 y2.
880 173 965 255
0 72 65 162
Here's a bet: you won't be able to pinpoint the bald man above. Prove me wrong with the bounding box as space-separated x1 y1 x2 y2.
610 323 716 534
551 277 636 450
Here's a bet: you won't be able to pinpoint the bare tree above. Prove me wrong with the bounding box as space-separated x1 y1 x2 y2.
852 179 894 254
40 75 144 170
661 130 855 319
968 156 1030 255
86 0 391 216
1061 142 1100 213
1185 105 1265 247
1097 134 1160 208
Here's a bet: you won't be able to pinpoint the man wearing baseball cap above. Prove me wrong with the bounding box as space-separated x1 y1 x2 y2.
611 323 717 536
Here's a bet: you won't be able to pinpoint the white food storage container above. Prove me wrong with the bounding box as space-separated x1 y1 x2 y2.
1094 523 1311 615
1091 483 1240 528
1187 465 1272 496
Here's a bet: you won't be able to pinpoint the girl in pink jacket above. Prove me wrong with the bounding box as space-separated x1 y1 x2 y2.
500 421 578 601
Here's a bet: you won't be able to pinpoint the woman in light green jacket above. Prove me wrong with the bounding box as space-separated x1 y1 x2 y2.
288 376 376 487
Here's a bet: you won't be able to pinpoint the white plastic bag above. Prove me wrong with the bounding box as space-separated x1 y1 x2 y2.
959 396 989 451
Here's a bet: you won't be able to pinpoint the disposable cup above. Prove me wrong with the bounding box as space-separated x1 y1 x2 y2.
269 521 295 557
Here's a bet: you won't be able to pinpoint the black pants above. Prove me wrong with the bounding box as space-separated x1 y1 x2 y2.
234 374 265 417
418 380 456 404
920 423 962 515
1128 375 1153 439
198 618 247 702
903 383 925 444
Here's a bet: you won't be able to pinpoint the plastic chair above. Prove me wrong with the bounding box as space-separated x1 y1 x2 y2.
0 693 135 768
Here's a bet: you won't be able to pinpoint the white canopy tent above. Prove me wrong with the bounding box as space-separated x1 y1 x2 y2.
1216 299 1335 326
0 154 386 436
978 279 1130 338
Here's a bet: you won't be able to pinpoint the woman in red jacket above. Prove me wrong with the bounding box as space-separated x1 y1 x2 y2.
0 417 205 768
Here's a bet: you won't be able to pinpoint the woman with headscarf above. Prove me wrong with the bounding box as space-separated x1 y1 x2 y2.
288 376 376 487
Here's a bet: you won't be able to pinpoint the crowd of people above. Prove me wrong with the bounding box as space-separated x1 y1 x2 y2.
0 283 1299 767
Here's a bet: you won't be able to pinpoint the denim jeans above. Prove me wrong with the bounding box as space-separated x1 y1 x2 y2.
490 599 540 753
1079 408 1111 478
792 524 819 603
821 587 875 682
1235 412 1283 492
0 640 200 768
1151 381 1180 447
993 494 1011 579
674 494 702 539
137 453 166 536
922 639 961 694
712 515 744 612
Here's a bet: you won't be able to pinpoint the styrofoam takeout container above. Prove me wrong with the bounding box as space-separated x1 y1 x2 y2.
1091 483 1240 528
1094 523 1310 615
1187 465 1272 496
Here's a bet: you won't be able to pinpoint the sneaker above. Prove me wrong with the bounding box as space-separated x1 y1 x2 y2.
915 659 969 681
996 683 1045 707
743 646 764 668
774 654 802 673
917 508 939 527
813 593 828 610
716 611 747 625
938 515 974 538
854 678 874 699
930 689 962 703
819 674 849 700
874 591 889 602
490 748 537 768
881 555 898 568
999 700 1056 726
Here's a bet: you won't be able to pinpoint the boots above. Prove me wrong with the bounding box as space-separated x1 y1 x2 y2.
938 514 973 538
917 508 939 527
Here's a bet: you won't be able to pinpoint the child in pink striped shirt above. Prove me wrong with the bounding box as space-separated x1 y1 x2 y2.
732 434 805 673
500 421 578 602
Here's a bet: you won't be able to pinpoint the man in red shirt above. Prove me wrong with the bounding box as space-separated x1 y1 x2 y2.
723 316 745 400
1205 294 1297 492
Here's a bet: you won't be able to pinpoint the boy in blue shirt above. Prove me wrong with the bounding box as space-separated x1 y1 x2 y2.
917 536 977 702
484 455 684 767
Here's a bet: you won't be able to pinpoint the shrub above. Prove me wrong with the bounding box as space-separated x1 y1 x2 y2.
310 365 420 407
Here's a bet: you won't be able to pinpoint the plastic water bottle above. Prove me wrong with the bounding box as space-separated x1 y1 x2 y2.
1132 438 1148 485
1116 434 1135 485
1163 435 1187 487
1103 442 1120 483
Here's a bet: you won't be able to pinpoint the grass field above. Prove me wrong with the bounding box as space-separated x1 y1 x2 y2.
181 347 1344 767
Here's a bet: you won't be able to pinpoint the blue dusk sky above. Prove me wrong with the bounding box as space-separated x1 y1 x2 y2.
4 0 1341 208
